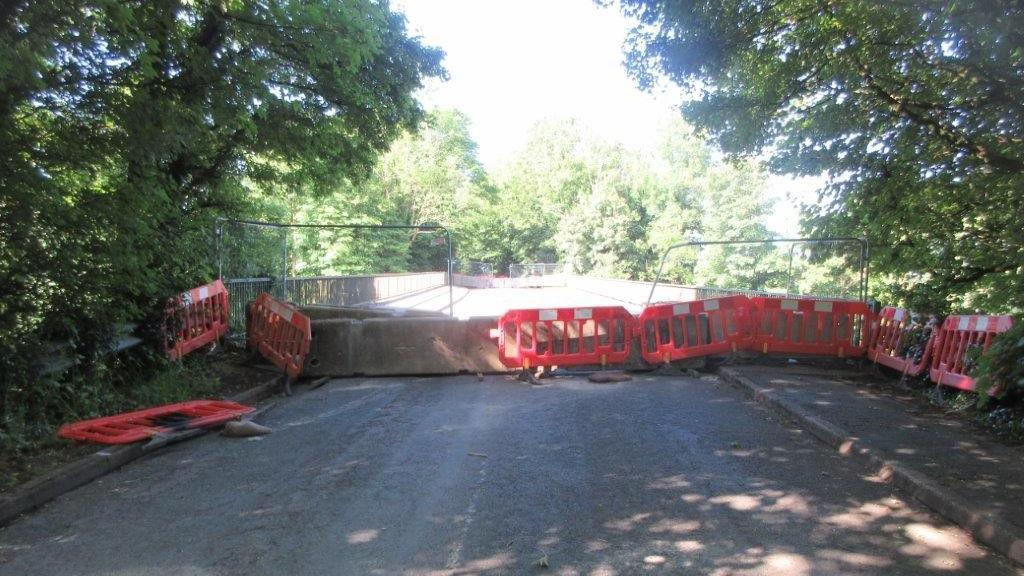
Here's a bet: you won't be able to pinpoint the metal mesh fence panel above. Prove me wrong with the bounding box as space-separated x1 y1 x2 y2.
648 237 868 305
216 220 288 332
452 260 495 277
508 263 563 277
216 220 453 333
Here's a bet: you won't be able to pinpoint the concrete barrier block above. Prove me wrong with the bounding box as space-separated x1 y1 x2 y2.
353 317 504 376
307 315 511 377
306 318 359 376
462 316 506 372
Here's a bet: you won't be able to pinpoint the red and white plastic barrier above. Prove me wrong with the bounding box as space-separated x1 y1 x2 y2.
865 307 936 377
163 279 230 360
248 293 312 379
749 297 872 358
59 400 254 445
639 296 752 364
497 306 636 369
928 314 1013 392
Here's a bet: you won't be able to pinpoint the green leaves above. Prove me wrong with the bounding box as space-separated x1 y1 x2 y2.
974 321 1024 406
0 0 444 446
615 0 1024 313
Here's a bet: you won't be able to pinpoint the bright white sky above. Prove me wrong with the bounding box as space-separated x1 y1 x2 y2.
393 0 823 236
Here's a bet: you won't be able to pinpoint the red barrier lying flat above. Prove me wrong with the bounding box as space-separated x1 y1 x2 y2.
750 297 872 358
248 293 312 379
498 306 636 369
928 315 1014 391
640 296 751 364
58 400 254 444
866 307 936 376
164 279 230 360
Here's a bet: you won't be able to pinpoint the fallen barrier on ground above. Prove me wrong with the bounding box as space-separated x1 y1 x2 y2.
58 400 254 444
164 279 230 360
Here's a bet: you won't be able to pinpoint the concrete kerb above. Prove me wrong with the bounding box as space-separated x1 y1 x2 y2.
717 366 1024 567
0 373 286 528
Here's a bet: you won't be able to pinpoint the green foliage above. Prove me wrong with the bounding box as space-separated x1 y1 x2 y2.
975 321 1024 406
490 117 780 284
0 352 218 454
272 111 787 289
492 119 594 270
614 0 1024 313
127 358 221 409
1 1 442 449
280 109 487 275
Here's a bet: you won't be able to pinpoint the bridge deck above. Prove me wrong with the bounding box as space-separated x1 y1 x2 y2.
375 285 642 318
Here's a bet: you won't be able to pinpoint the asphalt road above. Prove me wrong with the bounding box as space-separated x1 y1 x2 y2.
1 374 1018 575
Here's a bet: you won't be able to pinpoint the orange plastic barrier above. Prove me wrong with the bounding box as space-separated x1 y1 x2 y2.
928 315 1013 391
248 293 312 379
163 279 230 360
749 297 872 357
498 306 636 369
866 307 936 376
58 400 254 444
639 296 752 364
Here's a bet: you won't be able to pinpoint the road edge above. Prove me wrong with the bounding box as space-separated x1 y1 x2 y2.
718 366 1024 567
0 374 285 528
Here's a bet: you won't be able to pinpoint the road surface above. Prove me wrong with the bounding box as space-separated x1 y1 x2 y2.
1 373 1017 575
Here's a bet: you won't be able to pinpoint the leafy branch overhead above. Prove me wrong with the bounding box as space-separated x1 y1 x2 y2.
614 0 1024 313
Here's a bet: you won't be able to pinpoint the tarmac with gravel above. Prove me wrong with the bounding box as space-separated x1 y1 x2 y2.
1 373 1019 576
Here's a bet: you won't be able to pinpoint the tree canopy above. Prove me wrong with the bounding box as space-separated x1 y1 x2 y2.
1 0 443 343
0 0 443 447
613 0 1024 313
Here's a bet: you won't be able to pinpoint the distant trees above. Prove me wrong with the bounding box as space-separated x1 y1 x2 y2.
284 110 489 275
485 117 777 284
275 111 783 288
611 0 1024 313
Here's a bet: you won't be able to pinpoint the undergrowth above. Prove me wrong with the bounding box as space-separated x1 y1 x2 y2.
920 380 1024 444
0 349 220 459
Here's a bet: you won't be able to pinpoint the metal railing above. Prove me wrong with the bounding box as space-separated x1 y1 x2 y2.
647 237 869 306
288 272 446 307
223 272 446 333
216 218 456 328
508 263 562 277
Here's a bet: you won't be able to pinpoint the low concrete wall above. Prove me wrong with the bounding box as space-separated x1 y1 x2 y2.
299 274 780 378
305 316 506 377
288 272 446 307
304 313 669 376
226 272 447 333
299 304 445 321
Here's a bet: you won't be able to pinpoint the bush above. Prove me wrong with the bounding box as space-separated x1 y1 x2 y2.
975 320 1024 406
0 350 220 456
